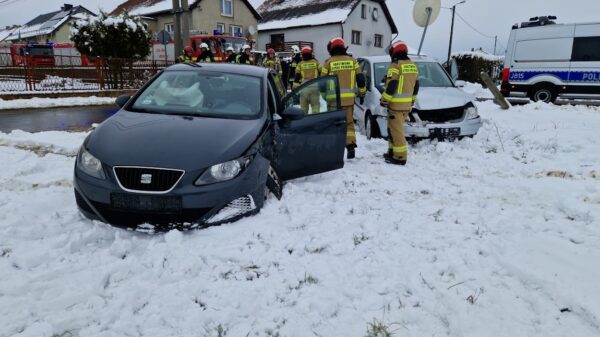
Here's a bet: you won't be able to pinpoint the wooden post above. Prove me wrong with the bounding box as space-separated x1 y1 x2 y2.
480 71 510 110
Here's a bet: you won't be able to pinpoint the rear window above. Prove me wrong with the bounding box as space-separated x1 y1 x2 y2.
571 36 600 61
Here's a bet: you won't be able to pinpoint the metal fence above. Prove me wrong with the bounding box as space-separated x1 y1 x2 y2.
0 53 174 92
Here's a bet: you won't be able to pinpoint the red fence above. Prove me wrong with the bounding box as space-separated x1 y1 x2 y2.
0 53 174 93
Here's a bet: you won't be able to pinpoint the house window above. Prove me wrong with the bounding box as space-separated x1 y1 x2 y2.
164 23 174 33
221 0 233 16
374 34 383 48
230 25 243 37
361 4 367 19
352 30 362 45
217 23 225 34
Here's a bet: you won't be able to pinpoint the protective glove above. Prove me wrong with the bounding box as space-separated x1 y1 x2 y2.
359 96 365 105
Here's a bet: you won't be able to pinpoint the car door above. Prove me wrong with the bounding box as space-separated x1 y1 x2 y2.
274 76 346 181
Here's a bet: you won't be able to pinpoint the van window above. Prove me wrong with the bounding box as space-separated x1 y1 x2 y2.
515 38 573 62
571 36 600 61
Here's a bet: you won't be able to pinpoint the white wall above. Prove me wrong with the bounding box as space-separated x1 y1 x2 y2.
343 0 394 58
257 24 342 63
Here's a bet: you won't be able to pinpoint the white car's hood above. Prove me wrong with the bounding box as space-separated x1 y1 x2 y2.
414 87 474 110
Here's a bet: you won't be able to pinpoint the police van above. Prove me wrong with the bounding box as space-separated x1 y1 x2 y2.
501 16 600 103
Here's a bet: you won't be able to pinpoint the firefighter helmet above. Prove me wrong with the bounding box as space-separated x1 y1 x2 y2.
267 48 275 55
226 46 234 52
242 44 251 50
301 46 312 55
327 37 346 53
200 42 209 50
291 45 300 53
183 45 193 53
389 41 408 57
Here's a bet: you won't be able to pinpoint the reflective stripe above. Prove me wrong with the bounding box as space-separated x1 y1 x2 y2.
381 93 393 101
388 97 413 103
351 70 355 89
340 93 355 98
347 131 356 136
387 68 400 76
322 68 329 75
393 146 408 153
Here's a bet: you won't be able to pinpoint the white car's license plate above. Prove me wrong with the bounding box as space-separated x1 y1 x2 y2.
429 127 461 138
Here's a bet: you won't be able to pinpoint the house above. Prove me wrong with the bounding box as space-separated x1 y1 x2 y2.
255 0 398 62
111 0 261 39
0 26 20 43
4 4 95 43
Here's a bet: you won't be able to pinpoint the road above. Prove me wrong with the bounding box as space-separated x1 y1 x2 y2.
0 105 118 133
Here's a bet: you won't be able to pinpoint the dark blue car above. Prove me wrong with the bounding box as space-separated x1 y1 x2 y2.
74 63 347 229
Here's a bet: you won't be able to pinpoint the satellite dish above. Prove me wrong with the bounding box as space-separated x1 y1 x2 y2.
248 25 256 35
413 0 441 27
413 0 441 55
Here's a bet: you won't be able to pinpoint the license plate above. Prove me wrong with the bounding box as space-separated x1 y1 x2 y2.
429 127 461 138
111 194 182 213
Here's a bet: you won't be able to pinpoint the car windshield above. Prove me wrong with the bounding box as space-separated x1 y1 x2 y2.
221 37 246 53
27 46 53 56
130 70 262 118
374 61 454 92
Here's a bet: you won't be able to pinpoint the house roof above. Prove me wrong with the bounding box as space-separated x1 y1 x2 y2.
0 26 20 42
6 5 94 41
256 0 397 34
111 0 261 20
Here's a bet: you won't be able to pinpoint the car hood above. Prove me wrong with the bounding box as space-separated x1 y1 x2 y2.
414 87 474 110
86 110 265 171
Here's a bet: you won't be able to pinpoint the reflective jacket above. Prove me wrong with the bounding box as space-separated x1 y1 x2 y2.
198 51 214 63
225 54 237 63
236 54 254 65
381 59 420 112
262 57 283 76
176 54 197 63
321 55 366 107
294 59 321 87
288 54 302 83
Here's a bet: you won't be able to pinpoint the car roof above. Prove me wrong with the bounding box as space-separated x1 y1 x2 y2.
165 63 268 77
358 54 438 63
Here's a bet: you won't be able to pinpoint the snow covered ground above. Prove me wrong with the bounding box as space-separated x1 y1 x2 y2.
0 96 115 110
1 101 600 337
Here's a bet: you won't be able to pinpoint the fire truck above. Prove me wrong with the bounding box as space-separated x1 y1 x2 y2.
189 31 249 62
2 43 55 66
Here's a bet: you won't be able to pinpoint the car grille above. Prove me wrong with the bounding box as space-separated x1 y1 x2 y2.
90 200 211 227
415 107 464 123
113 166 184 193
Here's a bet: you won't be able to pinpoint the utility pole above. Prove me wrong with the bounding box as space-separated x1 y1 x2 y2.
172 0 183 55
181 0 190 49
446 0 466 68
493 35 498 55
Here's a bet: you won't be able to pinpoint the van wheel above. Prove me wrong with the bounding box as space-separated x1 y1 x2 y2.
530 84 557 103
365 113 380 140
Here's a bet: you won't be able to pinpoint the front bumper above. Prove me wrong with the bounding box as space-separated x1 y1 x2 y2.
74 155 270 230
374 115 482 139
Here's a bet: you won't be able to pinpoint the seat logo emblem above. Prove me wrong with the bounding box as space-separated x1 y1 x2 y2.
140 174 152 184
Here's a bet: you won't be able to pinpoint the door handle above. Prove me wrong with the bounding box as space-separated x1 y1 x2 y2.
334 120 346 126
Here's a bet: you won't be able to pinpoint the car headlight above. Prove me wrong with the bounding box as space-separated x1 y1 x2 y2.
195 156 252 185
465 105 479 119
77 147 105 179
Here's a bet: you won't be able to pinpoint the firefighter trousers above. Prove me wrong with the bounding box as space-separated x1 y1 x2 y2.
387 109 409 161
300 87 321 114
343 105 356 146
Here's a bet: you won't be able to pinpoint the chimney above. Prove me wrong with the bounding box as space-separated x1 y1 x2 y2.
61 4 73 12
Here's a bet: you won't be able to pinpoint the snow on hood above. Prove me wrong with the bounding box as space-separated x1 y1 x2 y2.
415 87 474 111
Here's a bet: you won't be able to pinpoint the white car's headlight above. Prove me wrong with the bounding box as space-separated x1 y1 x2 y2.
77 147 105 179
465 105 479 119
195 156 252 185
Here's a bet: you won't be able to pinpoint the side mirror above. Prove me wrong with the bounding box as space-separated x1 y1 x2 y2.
281 106 304 120
455 80 466 88
115 95 130 108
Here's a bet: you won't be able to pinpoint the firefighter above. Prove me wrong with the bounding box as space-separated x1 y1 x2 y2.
197 42 214 63
288 45 302 89
236 44 254 65
176 45 197 63
225 46 236 63
293 46 322 114
262 48 282 77
380 41 420 165
321 37 366 159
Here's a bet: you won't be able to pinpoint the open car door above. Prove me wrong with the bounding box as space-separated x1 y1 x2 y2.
274 76 346 181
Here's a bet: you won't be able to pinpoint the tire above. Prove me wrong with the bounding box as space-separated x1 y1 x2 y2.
365 113 381 140
530 84 557 103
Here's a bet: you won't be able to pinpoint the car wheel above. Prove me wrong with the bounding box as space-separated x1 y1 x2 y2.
530 84 557 103
365 113 380 140
265 165 282 201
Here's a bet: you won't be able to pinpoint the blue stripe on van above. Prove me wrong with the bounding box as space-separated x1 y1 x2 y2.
510 71 600 83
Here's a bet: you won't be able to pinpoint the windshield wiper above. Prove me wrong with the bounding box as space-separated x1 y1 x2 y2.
127 107 163 115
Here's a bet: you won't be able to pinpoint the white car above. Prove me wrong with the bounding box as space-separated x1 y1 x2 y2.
354 55 482 141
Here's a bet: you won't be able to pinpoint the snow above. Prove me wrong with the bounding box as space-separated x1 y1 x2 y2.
460 81 495 99
128 0 174 16
0 96 116 110
258 8 352 31
1 101 600 336
452 51 505 62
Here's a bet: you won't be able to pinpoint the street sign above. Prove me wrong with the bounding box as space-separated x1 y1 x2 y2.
157 30 171 45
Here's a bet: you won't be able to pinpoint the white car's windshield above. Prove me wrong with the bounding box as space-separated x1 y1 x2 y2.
374 61 454 92
130 71 262 118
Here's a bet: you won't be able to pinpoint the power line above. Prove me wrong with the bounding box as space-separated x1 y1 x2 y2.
0 0 21 7
455 11 496 39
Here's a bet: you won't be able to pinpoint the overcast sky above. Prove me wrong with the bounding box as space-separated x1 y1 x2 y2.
0 0 597 61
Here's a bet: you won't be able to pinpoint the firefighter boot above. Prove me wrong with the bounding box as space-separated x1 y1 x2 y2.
346 144 356 159
385 157 407 165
